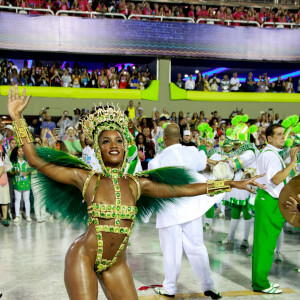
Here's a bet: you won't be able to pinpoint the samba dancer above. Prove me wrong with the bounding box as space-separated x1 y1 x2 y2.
8 86 263 300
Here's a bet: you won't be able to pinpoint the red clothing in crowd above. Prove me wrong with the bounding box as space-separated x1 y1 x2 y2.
78 0 88 11
142 7 152 15
27 0 42 14
257 12 265 23
188 10 194 19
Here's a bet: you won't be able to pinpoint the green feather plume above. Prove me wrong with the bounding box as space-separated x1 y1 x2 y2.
226 128 233 136
242 115 249 123
136 167 196 223
285 138 293 147
32 147 91 227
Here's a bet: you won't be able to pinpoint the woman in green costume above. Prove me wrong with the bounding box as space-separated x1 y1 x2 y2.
8 85 264 300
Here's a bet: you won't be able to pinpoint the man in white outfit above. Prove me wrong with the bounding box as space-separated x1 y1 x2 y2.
148 124 222 299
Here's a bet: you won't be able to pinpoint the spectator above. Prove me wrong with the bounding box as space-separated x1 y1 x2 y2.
89 71 98 88
230 72 240 92
50 70 62 87
72 69 81 88
221 74 230 92
191 113 199 131
257 75 267 93
119 70 129 89
273 113 281 124
0 65 9 85
204 74 211 91
38 69 50 86
62 69 72 87
2 125 14 152
245 72 256 92
170 112 177 124
59 0 70 11
152 109 160 126
181 130 196 147
130 71 140 89
57 110 74 140
185 74 195 90
188 5 195 20
176 73 184 88
81 68 90 87
63 127 82 157
209 73 220 92
151 116 167 154
108 73 118 89
41 114 56 141
285 76 294 93
10 69 19 85
195 73 204 91
126 100 136 120
160 107 170 119
178 117 186 138
10 147 32 223
272 76 284 93
98 69 109 88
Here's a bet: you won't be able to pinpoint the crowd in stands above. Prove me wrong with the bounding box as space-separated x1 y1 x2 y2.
0 60 154 89
0 100 286 226
1 0 300 27
176 72 300 93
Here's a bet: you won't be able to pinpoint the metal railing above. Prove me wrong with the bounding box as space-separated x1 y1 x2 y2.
128 14 195 22
197 18 261 27
262 21 298 28
55 10 127 19
0 6 298 29
0 5 54 15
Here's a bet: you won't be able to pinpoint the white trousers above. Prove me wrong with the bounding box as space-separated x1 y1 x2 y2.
34 197 46 218
14 190 30 217
159 217 214 294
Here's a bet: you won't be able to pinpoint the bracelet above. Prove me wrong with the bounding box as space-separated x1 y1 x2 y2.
207 179 231 196
12 118 34 147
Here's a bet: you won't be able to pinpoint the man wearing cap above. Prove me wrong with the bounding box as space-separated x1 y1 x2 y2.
149 123 222 299
181 130 196 147
252 124 299 294
2 124 15 152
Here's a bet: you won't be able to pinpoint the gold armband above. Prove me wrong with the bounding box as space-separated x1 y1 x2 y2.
12 118 34 146
207 179 231 196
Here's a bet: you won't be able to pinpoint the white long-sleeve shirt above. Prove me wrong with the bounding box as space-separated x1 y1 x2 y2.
148 143 222 228
256 144 288 198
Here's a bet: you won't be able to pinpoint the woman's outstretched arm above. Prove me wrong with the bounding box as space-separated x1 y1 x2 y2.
8 85 87 189
139 175 265 199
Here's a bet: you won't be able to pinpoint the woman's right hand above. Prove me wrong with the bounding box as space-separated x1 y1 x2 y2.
8 85 31 121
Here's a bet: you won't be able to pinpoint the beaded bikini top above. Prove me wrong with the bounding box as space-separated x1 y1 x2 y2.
83 169 140 273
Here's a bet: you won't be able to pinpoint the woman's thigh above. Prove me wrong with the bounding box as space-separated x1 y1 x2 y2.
98 259 138 300
65 236 98 300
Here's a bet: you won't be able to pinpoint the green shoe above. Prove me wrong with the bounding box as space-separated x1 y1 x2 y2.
3 219 9 227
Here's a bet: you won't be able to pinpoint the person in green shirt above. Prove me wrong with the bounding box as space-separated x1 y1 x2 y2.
10 146 32 223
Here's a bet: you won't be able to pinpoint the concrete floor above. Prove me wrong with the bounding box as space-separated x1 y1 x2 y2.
0 215 299 300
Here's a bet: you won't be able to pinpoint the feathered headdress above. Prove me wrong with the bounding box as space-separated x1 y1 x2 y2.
226 115 257 144
281 115 299 147
197 123 215 145
80 104 134 177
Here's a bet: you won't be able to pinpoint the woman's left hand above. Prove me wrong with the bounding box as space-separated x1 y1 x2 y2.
229 174 266 193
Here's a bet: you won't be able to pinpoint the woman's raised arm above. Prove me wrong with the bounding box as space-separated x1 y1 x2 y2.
8 85 88 189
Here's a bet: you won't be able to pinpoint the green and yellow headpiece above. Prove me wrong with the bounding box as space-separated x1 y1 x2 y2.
226 115 257 144
81 104 134 177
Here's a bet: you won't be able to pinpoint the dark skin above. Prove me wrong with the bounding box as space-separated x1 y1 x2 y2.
8 86 265 300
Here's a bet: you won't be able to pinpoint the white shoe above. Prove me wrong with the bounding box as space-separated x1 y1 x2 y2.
41 214 46 222
270 283 280 288
241 239 249 248
14 216 21 224
26 216 32 222
218 237 232 244
154 287 175 297
48 215 54 221
275 252 283 263
36 216 42 223
218 212 225 218
261 287 282 294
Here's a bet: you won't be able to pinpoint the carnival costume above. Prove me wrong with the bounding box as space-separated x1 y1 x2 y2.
11 105 235 276
218 115 259 246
